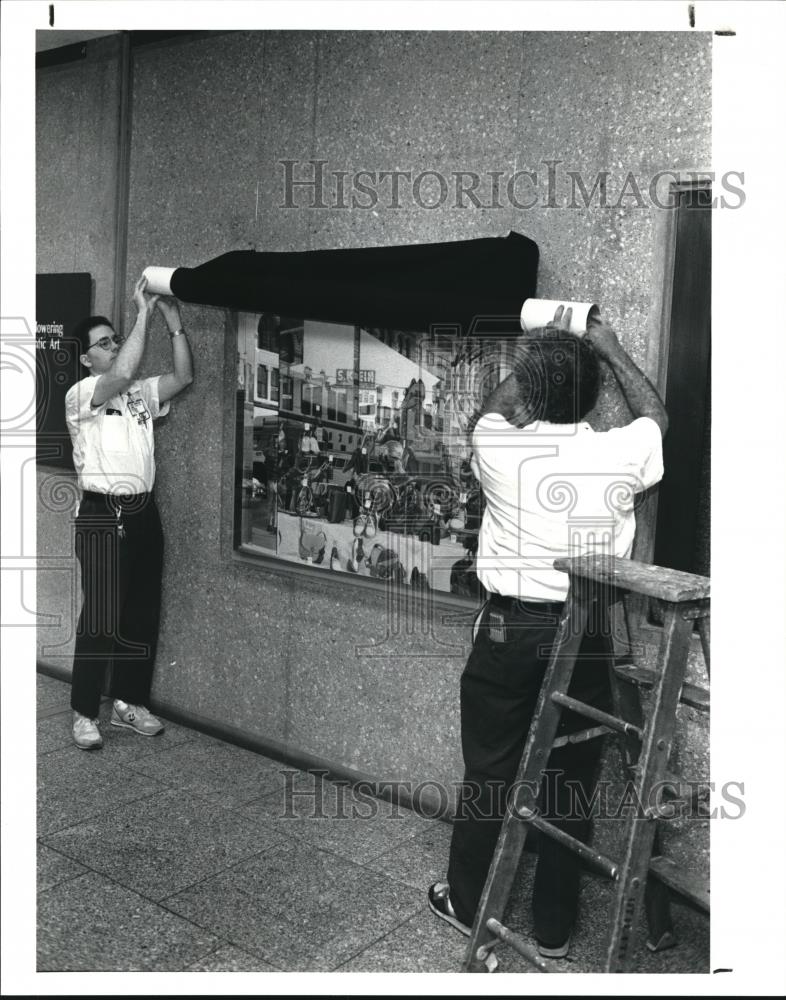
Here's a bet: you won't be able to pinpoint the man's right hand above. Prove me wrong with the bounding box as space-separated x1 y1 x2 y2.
585 318 622 361
133 275 159 315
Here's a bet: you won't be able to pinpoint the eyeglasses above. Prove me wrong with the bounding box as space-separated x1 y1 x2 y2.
88 333 125 352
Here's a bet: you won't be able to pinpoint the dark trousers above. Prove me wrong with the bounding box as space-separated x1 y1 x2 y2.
447 595 612 945
70 492 164 718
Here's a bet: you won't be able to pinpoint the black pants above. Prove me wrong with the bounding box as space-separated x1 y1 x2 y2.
70 491 164 718
447 595 612 946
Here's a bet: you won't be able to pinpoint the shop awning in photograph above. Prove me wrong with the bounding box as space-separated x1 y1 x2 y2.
143 230 539 335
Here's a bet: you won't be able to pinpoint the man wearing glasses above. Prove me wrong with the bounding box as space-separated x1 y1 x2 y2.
65 275 194 750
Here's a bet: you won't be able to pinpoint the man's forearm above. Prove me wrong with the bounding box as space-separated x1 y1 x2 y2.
113 307 150 381
604 348 668 435
170 332 194 386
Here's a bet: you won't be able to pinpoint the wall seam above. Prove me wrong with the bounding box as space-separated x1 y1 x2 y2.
510 30 527 237
111 33 133 332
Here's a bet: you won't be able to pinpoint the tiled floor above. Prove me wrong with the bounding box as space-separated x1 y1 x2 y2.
36 672 709 974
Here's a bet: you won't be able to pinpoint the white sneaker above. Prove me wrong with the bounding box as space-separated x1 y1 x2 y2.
72 712 103 750
110 700 164 737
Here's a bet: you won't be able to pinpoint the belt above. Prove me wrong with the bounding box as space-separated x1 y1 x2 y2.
488 592 564 615
81 490 153 506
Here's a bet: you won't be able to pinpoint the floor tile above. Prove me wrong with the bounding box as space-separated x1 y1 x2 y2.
165 840 422 971
37 747 170 837
365 818 453 890
185 943 278 972
36 673 71 714
37 712 77 754
239 775 431 864
37 871 222 972
41 787 282 902
37 843 88 893
123 739 285 807
335 905 468 973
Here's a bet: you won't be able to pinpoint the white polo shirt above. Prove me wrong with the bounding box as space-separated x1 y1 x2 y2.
65 375 170 496
472 413 664 601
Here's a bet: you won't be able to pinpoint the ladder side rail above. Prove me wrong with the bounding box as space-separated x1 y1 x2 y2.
604 602 695 972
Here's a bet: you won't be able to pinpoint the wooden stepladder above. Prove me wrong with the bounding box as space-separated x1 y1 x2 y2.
462 554 711 973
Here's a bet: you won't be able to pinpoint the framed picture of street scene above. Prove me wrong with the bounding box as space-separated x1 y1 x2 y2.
233 311 521 599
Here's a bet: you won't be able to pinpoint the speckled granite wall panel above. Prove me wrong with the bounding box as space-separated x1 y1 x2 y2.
512 32 711 369
36 35 124 316
127 32 263 275
36 469 80 668
152 558 294 738
255 31 321 250
284 574 466 787
298 31 524 250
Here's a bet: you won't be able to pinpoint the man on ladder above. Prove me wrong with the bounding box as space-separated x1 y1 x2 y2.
428 310 668 959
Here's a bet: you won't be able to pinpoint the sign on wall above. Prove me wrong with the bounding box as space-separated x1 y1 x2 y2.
36 273 92 468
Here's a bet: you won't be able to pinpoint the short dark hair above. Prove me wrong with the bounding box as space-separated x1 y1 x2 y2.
73 315 114 358
512 328 600 423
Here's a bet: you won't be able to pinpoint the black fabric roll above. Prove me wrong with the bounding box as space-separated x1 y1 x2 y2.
169 231 538 334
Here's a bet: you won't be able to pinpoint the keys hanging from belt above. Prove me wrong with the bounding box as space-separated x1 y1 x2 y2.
111 501 126 539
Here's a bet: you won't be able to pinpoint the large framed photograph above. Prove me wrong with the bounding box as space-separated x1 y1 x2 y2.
234 312 521 598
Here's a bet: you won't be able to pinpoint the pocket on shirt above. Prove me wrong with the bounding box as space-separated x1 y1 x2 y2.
101 414 129 452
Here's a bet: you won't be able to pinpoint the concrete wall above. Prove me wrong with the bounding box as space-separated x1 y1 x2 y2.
37 30 711 801
36 34 126 321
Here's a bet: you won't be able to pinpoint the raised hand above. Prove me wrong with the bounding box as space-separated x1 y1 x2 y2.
155 296 182 332
547 304 574 332
584 317 622 360
133 274 159 314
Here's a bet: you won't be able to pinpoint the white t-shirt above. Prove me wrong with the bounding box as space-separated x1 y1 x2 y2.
65 375 170 495
472 413 664 601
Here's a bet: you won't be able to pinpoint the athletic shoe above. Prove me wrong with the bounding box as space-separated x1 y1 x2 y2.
110 700 164 737
427 882 471 936
536 932 572 959
330 544 342 571
72 712 103 750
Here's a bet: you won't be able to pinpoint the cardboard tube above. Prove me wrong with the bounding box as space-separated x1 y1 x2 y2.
520 298 600 336
142 266 176 296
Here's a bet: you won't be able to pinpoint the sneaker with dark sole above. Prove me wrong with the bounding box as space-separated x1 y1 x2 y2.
428 882 471 936
110 700 164 737
72 712 103 750
536 933 572 959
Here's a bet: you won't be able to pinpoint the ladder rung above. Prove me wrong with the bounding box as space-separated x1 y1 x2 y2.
485 918 552 972
646 774 710 820
516 806 619 879
552 724 610 749
649 856 710 913
614 663 710 712
647 796 707 821
550 691 643 739
662 773 708 805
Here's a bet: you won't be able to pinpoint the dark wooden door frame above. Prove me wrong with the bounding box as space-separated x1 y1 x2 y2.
628 178 712 651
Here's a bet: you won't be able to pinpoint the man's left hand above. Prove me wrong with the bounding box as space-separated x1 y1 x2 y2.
156 296 182 332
